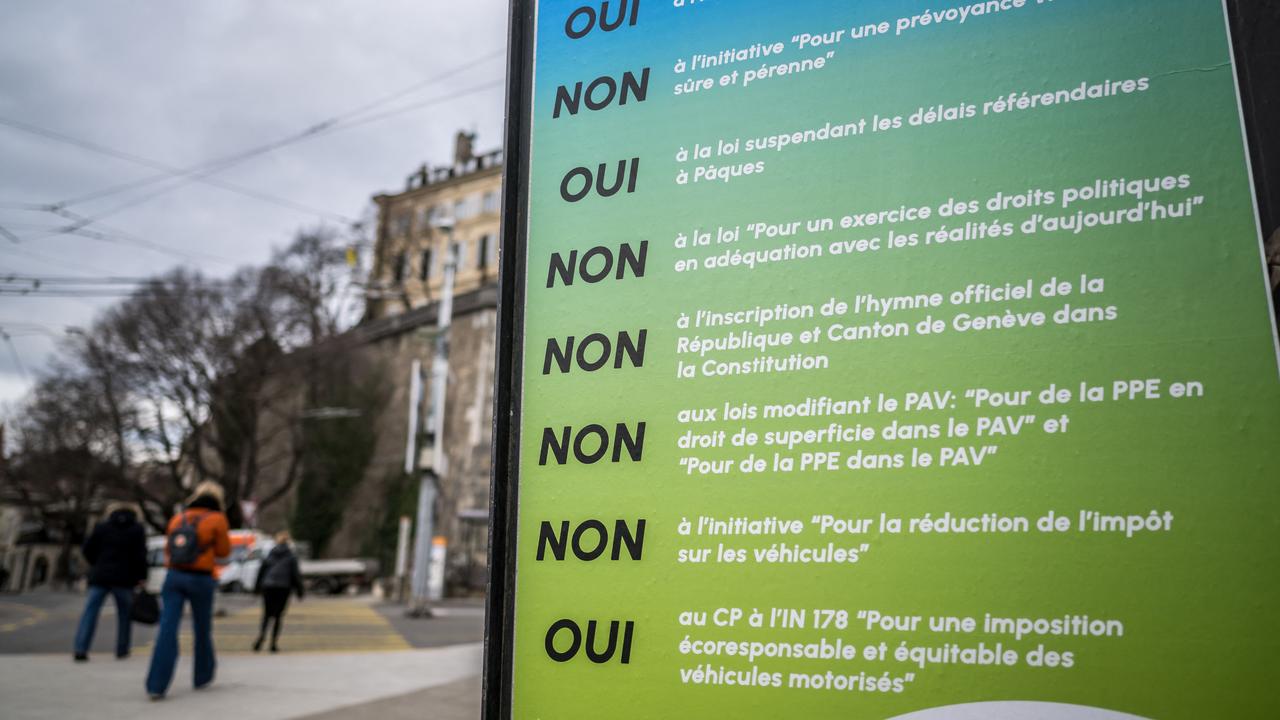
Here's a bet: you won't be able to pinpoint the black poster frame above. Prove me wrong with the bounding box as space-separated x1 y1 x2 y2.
483 0 533 718
482 2 1278 718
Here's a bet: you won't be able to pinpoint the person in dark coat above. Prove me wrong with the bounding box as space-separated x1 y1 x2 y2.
74 501 148 661
253 531 304 652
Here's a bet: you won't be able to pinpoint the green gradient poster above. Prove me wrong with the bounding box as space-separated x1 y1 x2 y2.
500 1 1280 717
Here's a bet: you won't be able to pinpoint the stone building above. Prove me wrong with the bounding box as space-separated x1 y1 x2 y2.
360 132 502 592
367 131 503 319
251 133 502 594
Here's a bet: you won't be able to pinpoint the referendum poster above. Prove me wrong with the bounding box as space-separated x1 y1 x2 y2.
502 1 1280 717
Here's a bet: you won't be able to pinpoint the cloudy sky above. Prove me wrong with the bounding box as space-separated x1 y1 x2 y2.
0 1 508 408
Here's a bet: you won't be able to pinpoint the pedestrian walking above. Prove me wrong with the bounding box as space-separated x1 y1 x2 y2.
144 481 231 700
253 531 304 653
73 501 148 662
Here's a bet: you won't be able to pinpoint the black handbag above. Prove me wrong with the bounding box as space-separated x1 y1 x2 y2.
131 588 160 625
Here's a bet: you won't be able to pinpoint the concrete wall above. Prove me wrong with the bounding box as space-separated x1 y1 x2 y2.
370 162 502 320
251 288 497 594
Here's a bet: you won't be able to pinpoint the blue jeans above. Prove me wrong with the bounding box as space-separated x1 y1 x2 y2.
73 585 133 656
145 570 217 696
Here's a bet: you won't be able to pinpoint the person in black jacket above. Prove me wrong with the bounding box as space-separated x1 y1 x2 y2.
74 502 148 661
253 531 303 653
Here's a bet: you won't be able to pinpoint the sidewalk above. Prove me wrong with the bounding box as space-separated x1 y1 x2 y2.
0 643 482 720
300 675 480 720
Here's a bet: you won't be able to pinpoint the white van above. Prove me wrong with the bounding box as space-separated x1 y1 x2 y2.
218 530 273 592
145 535 167 593
145 529 271 593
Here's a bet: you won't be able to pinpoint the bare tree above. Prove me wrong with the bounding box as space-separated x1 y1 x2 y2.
3 227 361 531
2 366 131 579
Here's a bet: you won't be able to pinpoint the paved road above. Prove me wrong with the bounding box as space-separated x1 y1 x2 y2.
137 593 412 655
0 643 483 719
0 590 177 656
0 590 483 656
0 590 486 718
0 594 49 633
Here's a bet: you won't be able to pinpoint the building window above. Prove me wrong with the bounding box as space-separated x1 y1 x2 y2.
481 191 499 214
420 249 432 282
392 251 407 284
392 212 411 237
454 196 476 221
478 235 491 270
451 242 464 270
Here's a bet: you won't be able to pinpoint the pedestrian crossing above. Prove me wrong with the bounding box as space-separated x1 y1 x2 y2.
137 597 411 655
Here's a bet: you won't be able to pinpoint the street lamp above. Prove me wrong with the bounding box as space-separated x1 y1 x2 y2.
406 215 457 616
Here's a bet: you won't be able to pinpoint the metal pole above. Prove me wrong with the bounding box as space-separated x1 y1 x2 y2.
410 234 456 615
394 515 412 601
404 360 422 475
430 237 457 480
409 475 437 614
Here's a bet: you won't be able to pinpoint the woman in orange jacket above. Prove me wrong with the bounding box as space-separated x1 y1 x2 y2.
145 481 231 700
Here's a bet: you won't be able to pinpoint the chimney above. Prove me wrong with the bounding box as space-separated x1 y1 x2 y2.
454 131 476 168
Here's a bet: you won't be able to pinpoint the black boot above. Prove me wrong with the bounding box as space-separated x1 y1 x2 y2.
270 617 282 652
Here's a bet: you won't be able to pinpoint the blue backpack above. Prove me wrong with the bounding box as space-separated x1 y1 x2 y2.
167 512 205 567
